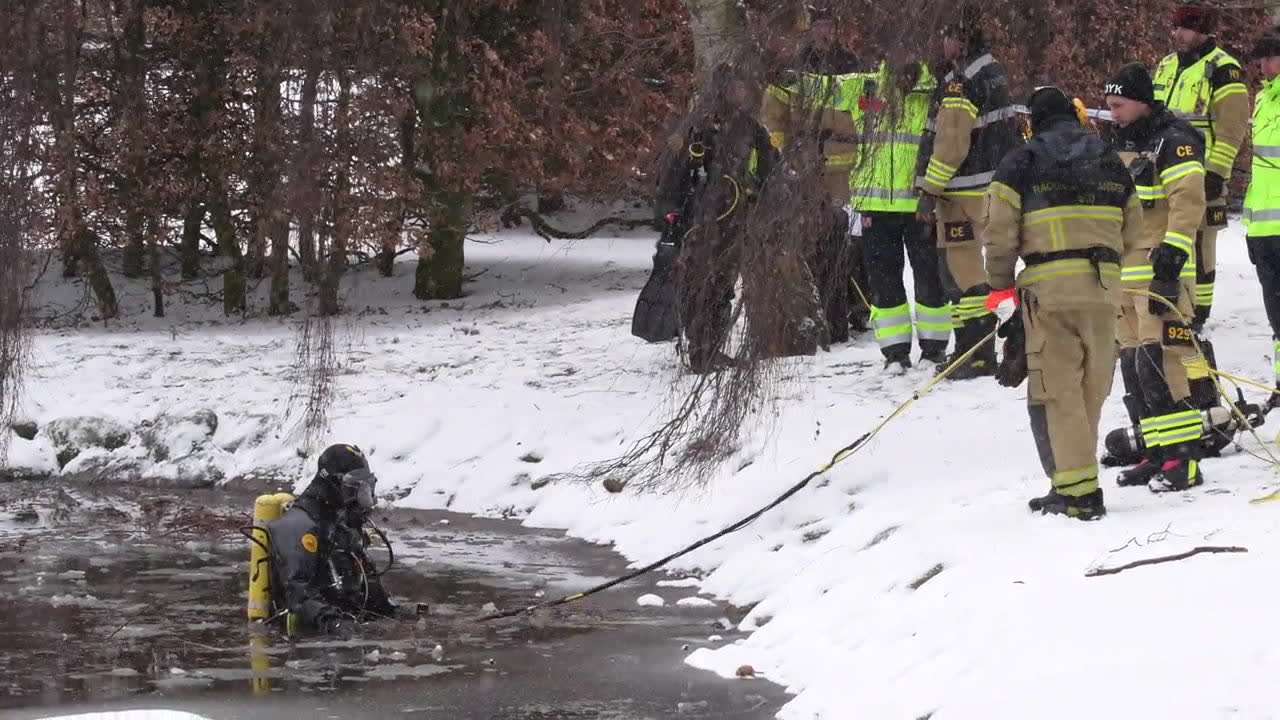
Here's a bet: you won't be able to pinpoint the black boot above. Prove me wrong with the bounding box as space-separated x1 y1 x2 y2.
1267 393 1280 416
1028 488 1106 521
919 345 948 366
1117 457 1162 487
883 348 912 374
1149 443 1205 493
1191 305 1210 335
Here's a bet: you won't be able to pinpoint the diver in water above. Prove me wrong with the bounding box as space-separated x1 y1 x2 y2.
267 443 407 638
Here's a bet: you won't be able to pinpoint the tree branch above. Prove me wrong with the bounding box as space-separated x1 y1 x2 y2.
1085 546 1248 578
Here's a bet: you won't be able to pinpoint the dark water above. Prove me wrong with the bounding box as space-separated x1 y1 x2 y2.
0 484 785 719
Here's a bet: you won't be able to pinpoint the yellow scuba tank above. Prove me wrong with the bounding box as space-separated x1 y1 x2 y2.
246 492 295 621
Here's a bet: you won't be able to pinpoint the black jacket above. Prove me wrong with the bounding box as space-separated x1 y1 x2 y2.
916 50 1023 193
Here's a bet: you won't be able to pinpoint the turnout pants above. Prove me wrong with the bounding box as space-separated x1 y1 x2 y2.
863 211 950 359
1248 236 1280 390
1024 299 1117 498
1116 279 1204 461
936 194 996 366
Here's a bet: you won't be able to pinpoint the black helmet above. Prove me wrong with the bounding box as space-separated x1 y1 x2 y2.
317 444 378 512
318 443 369 478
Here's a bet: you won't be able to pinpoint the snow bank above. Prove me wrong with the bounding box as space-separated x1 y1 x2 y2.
11 224 1280 718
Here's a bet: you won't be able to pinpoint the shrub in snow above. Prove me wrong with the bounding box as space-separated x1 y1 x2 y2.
138 410 218 462
44 416 131 468
1 432 58 481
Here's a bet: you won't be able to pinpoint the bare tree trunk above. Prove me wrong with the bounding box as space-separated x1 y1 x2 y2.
180 200 204 279
251 15 288 312
320 69 351 316
147 216 164 317
208 169 245 315
296 65 320 281
682 0 746 87
414 188 470 300
119 0 146 279
376 197 402 277
49 0 117 318
248 23 283 282
269 213 291 314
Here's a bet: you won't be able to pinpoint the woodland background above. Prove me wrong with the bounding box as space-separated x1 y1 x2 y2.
0 0 1275 326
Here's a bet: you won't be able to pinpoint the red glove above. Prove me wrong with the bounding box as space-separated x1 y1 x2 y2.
985 287 1018 311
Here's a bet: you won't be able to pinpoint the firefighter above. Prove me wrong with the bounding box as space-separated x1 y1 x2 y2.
1153 3 1250 332
1105 63 1209 492
852 59 951 372
648 63 778 373
760 4 871 346
1243 32 1280 411
984 87 1142 519
915 4 1023 380
267 444 403 638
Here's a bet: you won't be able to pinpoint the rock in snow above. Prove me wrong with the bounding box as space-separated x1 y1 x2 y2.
636 594 665 607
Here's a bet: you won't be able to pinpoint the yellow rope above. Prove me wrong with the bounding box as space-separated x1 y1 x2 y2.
819 327 998 471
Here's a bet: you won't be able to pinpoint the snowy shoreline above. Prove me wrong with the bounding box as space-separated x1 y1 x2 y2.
7 224 1280 719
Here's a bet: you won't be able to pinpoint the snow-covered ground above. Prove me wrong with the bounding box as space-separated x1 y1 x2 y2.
7 220 1280 719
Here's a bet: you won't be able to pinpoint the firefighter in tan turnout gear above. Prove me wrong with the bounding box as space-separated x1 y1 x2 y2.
916 5 1023 380
1154 2 1250 332
983 88 1142 520
1105 63 1209 493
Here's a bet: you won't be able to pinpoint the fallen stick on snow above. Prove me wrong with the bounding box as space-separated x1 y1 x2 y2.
1085 546 1248 577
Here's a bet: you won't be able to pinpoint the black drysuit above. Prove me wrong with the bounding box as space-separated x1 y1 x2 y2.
267 476 395 632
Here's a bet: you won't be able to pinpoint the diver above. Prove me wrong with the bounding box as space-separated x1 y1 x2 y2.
266 443 407 638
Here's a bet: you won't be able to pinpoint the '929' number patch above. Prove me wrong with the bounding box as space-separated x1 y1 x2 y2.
1163 321 1194 347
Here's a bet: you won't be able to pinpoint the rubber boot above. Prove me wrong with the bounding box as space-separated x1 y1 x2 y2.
1028 488 1106 521
1149 443 1205 493
1118 445 1163 487
919 345 948 366
883 348 912 374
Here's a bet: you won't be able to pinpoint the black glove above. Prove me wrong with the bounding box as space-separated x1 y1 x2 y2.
916 193 938 223
1148 277 1180 316
1204 172 1225 202
994 312 1027 388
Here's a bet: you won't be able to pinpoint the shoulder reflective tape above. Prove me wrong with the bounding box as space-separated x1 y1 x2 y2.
972 106 1019 128
962 53 995 78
